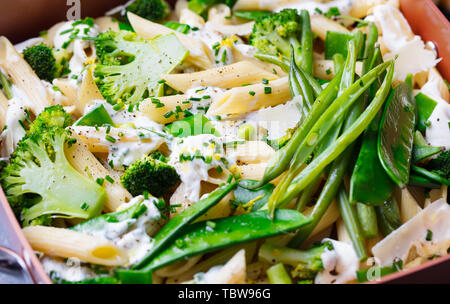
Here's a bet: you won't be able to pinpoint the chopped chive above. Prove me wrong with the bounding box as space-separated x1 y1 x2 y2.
182 100 191 104
202 95 211 99
426 229 433 241
262 78 269 84
96 178 105 186
249 91 256 96
164 111 174 118
80 202 89 211
143 190 149 200
105 135 116 143
105 175 114 184
264 87 272 94
189 97 201 101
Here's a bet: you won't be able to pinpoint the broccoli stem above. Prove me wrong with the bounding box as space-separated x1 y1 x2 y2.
267 263 293 284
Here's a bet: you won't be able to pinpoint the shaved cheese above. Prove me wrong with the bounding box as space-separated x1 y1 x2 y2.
373 4 441 81
372 199 450 266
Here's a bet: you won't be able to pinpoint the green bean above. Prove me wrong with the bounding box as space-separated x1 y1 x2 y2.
356 202 378 239
132 182 238 270
0 70 12 99
337 188 367 261
333 53 345 75
242 62 345 190
254 53 290 71
268 61 393 212
299 10 313 75
137 209 310 272
277 61 394 209
411 165 450 186
289 52 314 113
267 263 293 284
362 23 379 75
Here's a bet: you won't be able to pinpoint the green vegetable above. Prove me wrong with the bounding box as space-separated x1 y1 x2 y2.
337 188 367 261
426 150 450 179
133 182 238 270
411 165 450 186
124 0 170 23
138 209 310 272
412 131 442 162
237 124 256 141
1 105 106 226
259 242 331 280
378 82 417 187
408 174 441 189
298 10 313 75
71 197 149 234
163 21 191 34
375 196 402 236
415 93 437 132
356 259 402 283
74 104 115 127
325 31 365 60
120 154 180 197
266 263 293 284
232 180 274 212
164 113 220 138
270 61 394 212
55 276 120 284
94 31 188 105
188 0 237 17
0 70 12 99
249 9 304 68
234 10 272 21
22 43 70 82
356 202 378 239
242 61 345 190
289 52 314 115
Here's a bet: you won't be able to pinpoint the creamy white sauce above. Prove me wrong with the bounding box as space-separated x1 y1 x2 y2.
169 134 234 202
41 256 97 282
315 239 359 284
1 86 30 157
88 196 162 265
53 20 99 86
185 86 225 117
419 78 450 149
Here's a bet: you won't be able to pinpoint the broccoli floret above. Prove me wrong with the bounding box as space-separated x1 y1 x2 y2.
0 107 107 226
22 43 70 82
121 154 180 197
249 9 302 66
125 0 170 23
149 151 169 163
427 150 450 179
94 31 188 105
259 242 332 280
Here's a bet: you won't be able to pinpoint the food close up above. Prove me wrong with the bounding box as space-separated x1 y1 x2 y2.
0 0 449 284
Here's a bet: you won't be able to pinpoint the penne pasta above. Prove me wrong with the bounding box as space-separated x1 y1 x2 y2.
23 226 128 266
139 94 192 124
227 140 275 164
95 16 120 32
65 131 133 212
207 77 290 116
311 15 350 41
0 37 52 114
162 61 279 93
128 12 214 70
350 0 400 19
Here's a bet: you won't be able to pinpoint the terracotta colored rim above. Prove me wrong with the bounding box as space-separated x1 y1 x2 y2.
0 0 449 284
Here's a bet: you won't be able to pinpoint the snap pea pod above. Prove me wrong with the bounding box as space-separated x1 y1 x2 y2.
289 52 314 114
278 62 394 209
243 63 345 190
361 23 379 75
267 263 293 284
138 209 310 272
269 61 393 212
378 82 417 187
356 202 378 239
132 182 238 270
74 104 115 127
337 188 367 261
408 174 441 189
375 196 402 236
233 10 272 21
0 70 12 99
299 10 313 75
